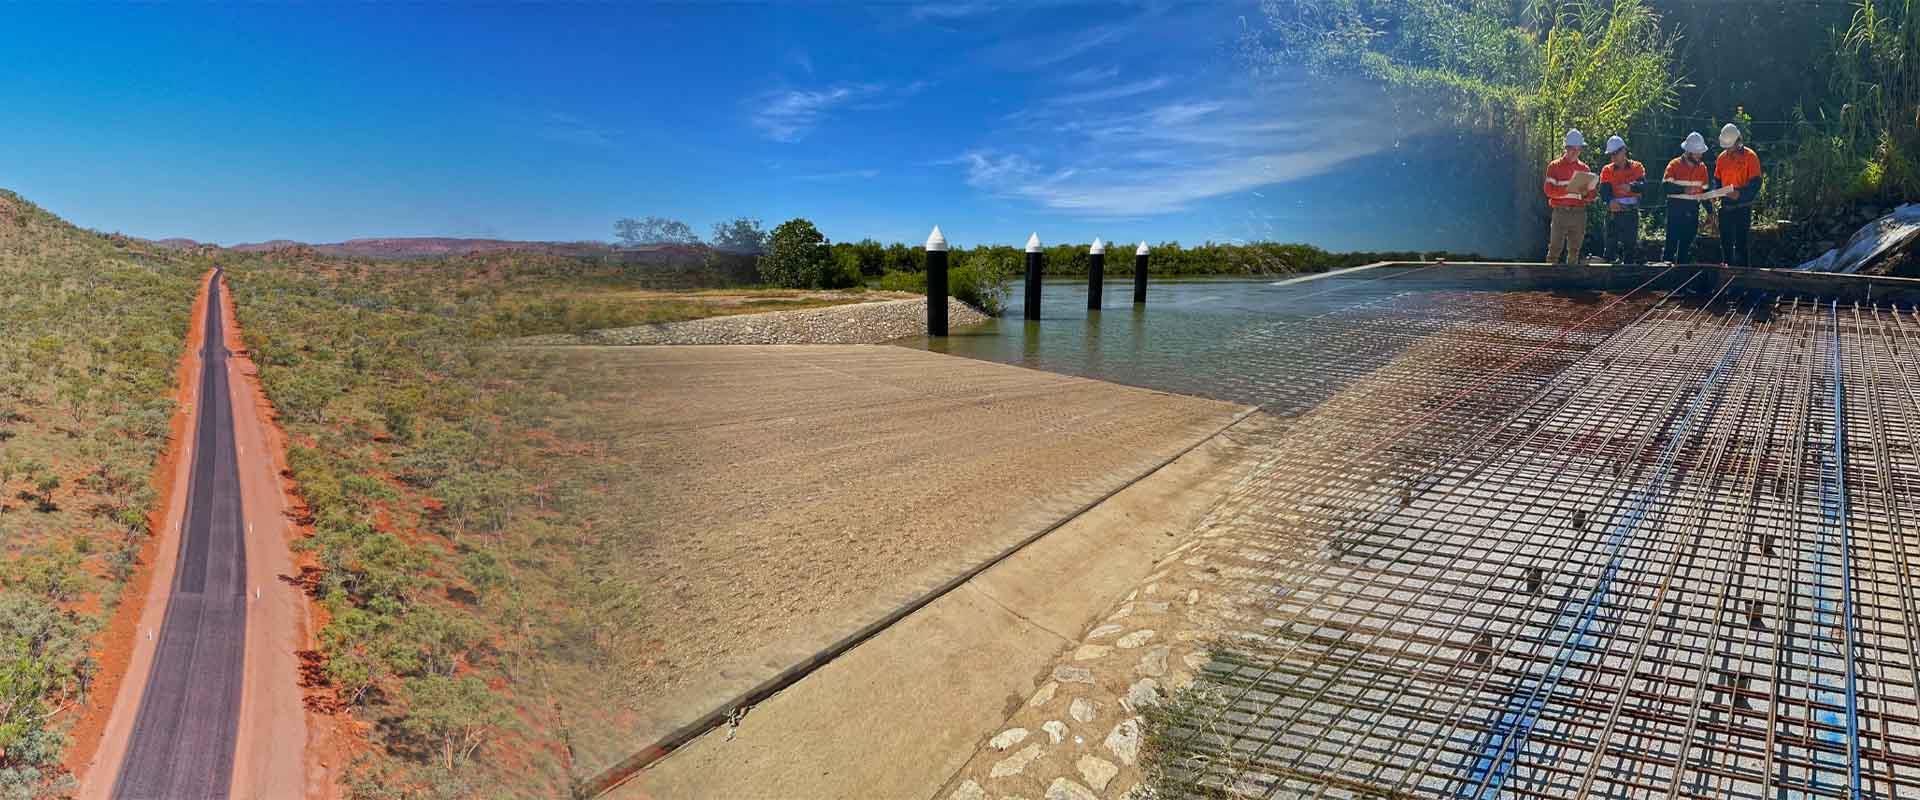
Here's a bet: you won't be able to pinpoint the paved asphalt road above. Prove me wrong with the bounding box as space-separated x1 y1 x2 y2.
113 270 247 799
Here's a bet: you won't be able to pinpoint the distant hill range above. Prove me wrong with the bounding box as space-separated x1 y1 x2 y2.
139 236 753 263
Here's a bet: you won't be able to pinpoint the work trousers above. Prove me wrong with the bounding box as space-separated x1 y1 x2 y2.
1720 206 1753 266
1664 203 1699 263
1605 208 1639 263
1546 206 1587 264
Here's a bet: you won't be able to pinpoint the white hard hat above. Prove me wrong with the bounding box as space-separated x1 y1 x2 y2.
1682 131 1709 154
1565 129 1586 148
1605 135 1626 154
1719 123 1742 148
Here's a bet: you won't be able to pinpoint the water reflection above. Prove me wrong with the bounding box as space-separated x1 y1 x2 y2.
896 269 1524 414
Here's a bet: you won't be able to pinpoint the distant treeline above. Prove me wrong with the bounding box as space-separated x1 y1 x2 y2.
829 239 1487 279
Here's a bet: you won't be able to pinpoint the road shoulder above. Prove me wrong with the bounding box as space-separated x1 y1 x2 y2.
220 273 331 799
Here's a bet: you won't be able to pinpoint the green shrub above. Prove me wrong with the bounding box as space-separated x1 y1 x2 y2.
950 251 1014 316
756 218 833 288
872 258 1012 316
872 270 924 293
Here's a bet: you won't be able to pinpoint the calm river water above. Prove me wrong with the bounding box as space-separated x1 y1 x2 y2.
898 267 1610 415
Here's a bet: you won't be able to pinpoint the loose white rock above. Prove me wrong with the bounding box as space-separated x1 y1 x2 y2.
1054 665 1095 684
1087 623 1124 639
1138 645 1169 677
1116 629 1156 649
1044 777 1100 800
1184 651 1211 671
991 743 1045 778
1042 719 1069 744
1070 697 1098 723
1105 718 1142 765
1076 755 1120 791
1030 681 1058 708
1073 644 1112 661
990 727 1030 751
949 780 986 800
1109 603 1134 620
1124 678 1162 712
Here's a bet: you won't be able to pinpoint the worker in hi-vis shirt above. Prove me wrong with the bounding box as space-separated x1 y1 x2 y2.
1713 123 1765 266
1597 135 1647 264
1543 129 1598 264
1661 132 1712 264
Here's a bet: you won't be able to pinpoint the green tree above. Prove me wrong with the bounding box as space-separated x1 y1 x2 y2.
398 675 513 771
0 592 90 794
709 217 768 253
757 218 833 288
612 216 699 247
1247 0 1680 255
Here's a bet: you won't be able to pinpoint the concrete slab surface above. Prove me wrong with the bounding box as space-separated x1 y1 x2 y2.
613 407 1268 800
530 344 1248 784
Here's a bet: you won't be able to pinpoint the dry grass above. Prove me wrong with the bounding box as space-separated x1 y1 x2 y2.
538 287 915 326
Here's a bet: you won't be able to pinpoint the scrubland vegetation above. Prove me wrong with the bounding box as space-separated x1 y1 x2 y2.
0 190 199 797
221 249 743 797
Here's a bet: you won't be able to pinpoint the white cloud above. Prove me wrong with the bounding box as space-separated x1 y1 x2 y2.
751 81 930 142
955 78 1411 216
1063 65 1120 85
910 2 996 21
978 21 1132 71
750 84 883 142
1148 102 1222 127
797 168 880 181
1055 77 1170 105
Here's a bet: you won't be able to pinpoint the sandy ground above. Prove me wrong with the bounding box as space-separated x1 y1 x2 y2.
612 410 1268 800
219 275 332 799
71 270 212 796
526 345 1247 784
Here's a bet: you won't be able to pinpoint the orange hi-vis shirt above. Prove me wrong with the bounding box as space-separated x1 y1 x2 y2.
1600 160 1646 206
1665 156 1710 196
1543 156 1594 208
1715 146 1763 204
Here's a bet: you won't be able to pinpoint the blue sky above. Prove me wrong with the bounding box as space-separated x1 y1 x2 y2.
0 3 1506 253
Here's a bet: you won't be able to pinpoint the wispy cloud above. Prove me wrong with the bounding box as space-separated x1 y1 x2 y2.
787 48 815 76
750 81 929 142
1056 76 1169 105
797 168 880 181
1063 65 1120 85
910 2 996 21
977 20 1134 71
956 79 1412 216
750 83 883 142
